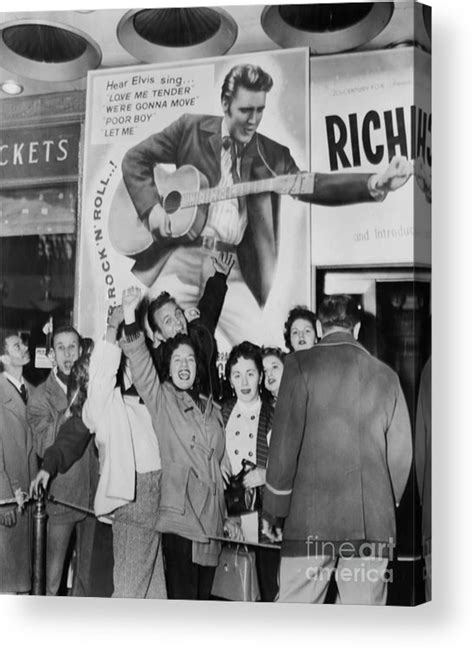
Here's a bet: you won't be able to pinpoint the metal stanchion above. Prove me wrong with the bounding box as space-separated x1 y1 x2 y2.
32 485 47 595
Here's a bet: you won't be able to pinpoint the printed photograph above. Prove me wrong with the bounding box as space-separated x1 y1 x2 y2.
0 2 431 606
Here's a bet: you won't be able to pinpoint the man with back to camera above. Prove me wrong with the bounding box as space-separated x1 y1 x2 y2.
262 294 413 605
120 63 412 345
27 325 97 597
0 331 37 594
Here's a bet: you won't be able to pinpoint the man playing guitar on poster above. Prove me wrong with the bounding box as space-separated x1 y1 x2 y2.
116 63 412 346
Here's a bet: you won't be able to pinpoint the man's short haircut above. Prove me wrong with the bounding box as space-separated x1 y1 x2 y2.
317 294 361 332
147 291 181 333
51 325 81 351
283 306 317 352
225 340 263 383
221 64 273 104
0 329 19 356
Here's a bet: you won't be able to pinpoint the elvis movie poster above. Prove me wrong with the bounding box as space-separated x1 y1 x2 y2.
76 48 311 352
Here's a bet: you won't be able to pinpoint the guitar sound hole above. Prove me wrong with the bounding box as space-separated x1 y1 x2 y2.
164 190 182 214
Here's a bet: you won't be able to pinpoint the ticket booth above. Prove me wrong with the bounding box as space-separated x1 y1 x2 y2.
0 92 84 384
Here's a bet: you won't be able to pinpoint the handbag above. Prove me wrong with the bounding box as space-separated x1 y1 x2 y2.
211 544 261 602
224 460 262 516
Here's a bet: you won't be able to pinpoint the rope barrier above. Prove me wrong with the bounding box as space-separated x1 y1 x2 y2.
210 535 281 550
3 490 421 594
43 496 280 548
3 492 421 556
0 489 29 511
46 496 95 517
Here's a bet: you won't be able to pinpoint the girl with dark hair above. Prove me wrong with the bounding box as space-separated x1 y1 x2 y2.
261 346 286 405
121 286 238 600
283 306 317 352
66 338 94 418
221 341 279 602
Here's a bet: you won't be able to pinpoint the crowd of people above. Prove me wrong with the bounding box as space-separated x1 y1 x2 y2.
1 265 429 605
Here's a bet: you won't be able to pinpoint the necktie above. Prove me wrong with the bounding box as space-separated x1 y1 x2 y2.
20 384 28 404
222 136 242 184
222 136 246 212
6 378 28 404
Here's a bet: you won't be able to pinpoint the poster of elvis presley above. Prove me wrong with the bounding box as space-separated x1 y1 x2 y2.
76 45 413 351
76 48 312 351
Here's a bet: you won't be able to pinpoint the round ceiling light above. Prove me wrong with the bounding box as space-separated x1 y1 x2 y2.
1 80 24 95
0 20 102 82
117 7 237 63
261 3 394 55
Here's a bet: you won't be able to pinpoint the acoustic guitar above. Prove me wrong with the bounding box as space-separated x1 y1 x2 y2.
108 164 315 257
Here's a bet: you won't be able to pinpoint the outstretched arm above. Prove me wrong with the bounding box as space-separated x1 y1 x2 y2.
284 156 413 206
40 417 91 482
195 252 233 335
28 416 91 499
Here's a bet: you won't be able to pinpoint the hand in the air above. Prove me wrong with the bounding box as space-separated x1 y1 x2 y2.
373 156 413 193
122 287 142 324
212 251 235 277
108 305 124 329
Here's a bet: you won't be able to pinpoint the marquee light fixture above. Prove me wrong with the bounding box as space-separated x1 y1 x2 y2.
1 80 23 95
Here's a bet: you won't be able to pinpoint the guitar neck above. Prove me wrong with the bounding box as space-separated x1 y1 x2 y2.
180 173 314 208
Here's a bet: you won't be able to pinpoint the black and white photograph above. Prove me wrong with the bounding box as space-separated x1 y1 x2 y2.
2 0 467 645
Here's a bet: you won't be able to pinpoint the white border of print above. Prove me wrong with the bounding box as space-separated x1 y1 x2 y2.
3 1 473 648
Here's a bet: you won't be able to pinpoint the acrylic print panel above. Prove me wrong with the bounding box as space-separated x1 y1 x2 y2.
75 48 311 353
310 47 431 267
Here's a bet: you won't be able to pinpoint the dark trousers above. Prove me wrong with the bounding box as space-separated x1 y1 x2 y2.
255 547 280 602
162 533 215 600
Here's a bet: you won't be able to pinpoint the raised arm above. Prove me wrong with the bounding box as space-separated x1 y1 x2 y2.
82 307 124 438
196 252 233 335
120 287 163 412
289 156 413 206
